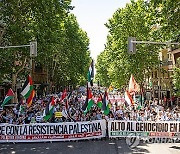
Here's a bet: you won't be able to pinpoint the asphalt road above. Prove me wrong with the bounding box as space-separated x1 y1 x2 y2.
0 139 179 154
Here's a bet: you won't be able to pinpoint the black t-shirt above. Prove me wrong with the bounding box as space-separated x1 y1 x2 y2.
24 117 31 124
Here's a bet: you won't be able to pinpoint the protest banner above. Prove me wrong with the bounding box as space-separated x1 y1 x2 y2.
108 120 180 138
0 120 106 143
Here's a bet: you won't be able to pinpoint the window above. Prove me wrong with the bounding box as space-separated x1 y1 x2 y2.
168 53 172 60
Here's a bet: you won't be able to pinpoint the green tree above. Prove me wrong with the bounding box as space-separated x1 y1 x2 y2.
172 67 180 96
95 50 111 87
150 0 180 41
172 58 180 96
0 0 91 100
52 14 91 87
96 0 179 89
96 0 159 88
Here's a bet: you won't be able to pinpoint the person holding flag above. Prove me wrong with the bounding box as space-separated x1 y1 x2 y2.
61 90 75 122
102 90 110 115
43 96 55 121
82 59 95 114
20 75 35 108
97 93 103 109
124 74 140 107
60 88 67 102
82 83 94 114
124 90 134 106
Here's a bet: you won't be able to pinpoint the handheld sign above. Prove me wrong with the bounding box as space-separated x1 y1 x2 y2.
55 112 62 118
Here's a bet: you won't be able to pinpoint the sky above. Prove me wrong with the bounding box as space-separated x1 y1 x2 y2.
71 0 131 61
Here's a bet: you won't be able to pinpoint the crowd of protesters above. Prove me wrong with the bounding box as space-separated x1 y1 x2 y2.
0 88 179 124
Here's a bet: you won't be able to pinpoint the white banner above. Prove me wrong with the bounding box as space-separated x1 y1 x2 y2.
0 120 106 142
108 120 180 138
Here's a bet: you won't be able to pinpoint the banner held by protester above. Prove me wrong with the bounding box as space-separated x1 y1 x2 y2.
0 120 106 143
108 120 180 138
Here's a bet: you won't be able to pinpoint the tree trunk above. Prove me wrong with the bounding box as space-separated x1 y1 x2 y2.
12 57 27 103
49 80 53 94
12 73 18 103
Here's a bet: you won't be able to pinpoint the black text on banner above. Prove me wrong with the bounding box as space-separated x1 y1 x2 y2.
108 120 180 138
0 120 106 142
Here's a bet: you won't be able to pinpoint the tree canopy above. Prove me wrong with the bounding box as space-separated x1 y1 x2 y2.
172 58 180 96
96 0 179 88
0 0 91 91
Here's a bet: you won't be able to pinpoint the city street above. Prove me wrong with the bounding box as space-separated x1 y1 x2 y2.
0 1 179 154
0 139 179 154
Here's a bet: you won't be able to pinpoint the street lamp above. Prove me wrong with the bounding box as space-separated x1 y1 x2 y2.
127 37 180 103
0 41 38 76
127 37 179 54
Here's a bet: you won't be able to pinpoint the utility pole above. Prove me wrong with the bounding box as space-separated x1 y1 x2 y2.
127 37 179 53
0 41 37 75
127 37 179 102
0 42 37 102
158 59 161 104
30 41 37 76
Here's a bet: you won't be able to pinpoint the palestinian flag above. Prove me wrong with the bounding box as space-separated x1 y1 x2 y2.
43 96 55 121
82 84 94 114
27 90 35 108
21 75 33 99
97 94 103 109
102 91 110 115
124 90 134 106
1 88 14 107
87 60 94 87
60 89 67 101
65 91 72 110
137 105 142 110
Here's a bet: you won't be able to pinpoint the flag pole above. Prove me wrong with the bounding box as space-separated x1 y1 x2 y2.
140 84 143 106
86 81 89 97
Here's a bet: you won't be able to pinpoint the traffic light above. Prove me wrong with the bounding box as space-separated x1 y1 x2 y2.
128 37 136 54
30 41 37 57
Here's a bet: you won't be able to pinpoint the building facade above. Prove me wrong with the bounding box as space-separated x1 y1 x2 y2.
145 48 180 101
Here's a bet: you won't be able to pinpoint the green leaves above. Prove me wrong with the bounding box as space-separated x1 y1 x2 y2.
172 67 180 96
96 0 179 89
96 0 163 88
172 58 180 96
0 0 90 88
150 0 180 41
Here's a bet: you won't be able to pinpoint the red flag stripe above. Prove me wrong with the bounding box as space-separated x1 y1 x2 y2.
27 90 35 108
7 88 14 96
61 89 67 101
127 90 134 105
28 75 33 85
